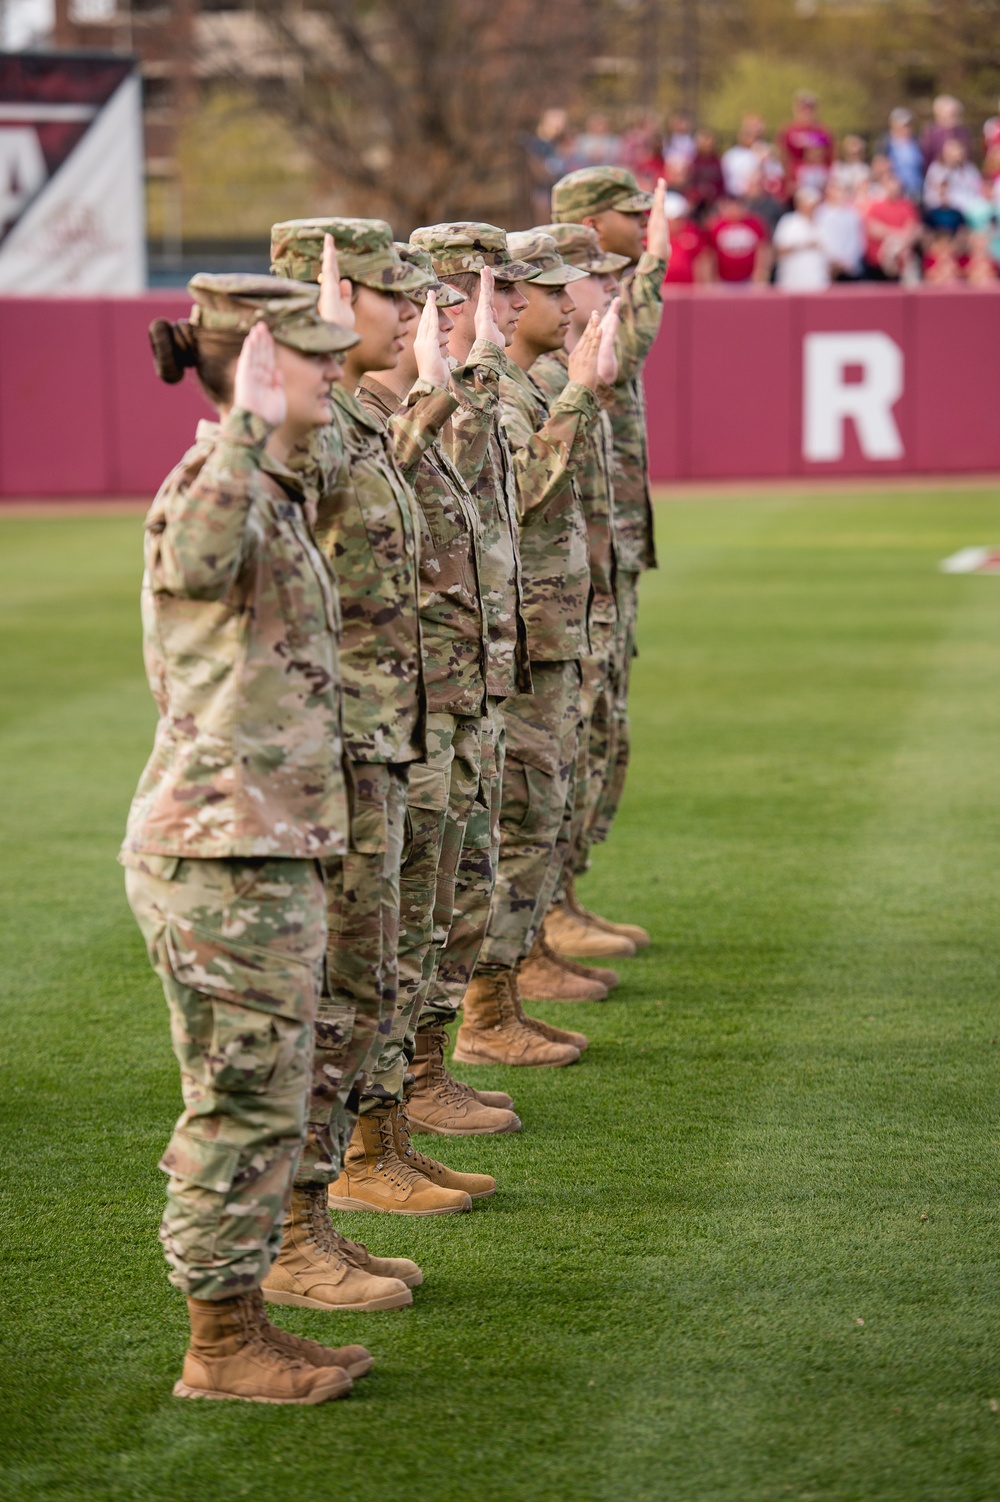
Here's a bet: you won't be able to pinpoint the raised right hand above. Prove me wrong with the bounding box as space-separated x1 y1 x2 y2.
474 265 504 348
567 312 602 393
234 322 286 428
646 177 672 263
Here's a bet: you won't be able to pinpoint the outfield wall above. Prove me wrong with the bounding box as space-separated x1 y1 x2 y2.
1 286 999 498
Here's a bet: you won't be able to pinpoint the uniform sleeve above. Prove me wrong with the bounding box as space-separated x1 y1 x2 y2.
389 379 458 480
614 251 667 387
502 376 600 520
443 339 506 488
152 408 271 600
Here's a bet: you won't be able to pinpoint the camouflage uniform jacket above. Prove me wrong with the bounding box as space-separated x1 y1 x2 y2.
499 360 599 663
358 375 489 717
532 347 618 628
120 409 347 863
442 338 531 700
606 250 667 573
295 380 453 763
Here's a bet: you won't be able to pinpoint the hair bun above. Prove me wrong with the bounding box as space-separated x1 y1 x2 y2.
148 318 199 384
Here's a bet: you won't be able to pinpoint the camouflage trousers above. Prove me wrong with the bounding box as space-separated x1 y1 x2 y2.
552 615 616 902
365 713 483 1095
475 662 583 974
420 698 505 1029
124 854 325 1301
589 569 640 849
295 761 408 1177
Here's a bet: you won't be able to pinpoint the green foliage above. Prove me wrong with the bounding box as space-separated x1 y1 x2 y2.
703 50 871 138
4 492 1000 1499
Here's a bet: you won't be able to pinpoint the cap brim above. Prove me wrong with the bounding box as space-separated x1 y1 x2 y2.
353 264 437 294
494 256 543 283
611 190 653 213
411 282 467 308
572 251 631 275
276 323 360 354
526 264 591 286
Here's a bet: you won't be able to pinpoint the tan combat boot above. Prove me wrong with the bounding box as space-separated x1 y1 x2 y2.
332 1229 423 1288
452 971 580 1068
469 1082 516 1109
327 1105 472 1215
407 1027 522 1136
511 971 589 1053
566 878 650 949
262 1183 413 1311
248 1289 373 1379
517 933 610 1002
392 1101 496 1201
174 1292 352 1404
544 902 636 959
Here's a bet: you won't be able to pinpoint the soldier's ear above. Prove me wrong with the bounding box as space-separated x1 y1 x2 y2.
581 214 600 231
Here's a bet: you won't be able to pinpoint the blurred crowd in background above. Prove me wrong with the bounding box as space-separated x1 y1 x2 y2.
525 91 1000 290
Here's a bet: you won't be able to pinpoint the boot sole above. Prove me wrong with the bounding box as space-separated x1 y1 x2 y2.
327 1194 472 1215
406 1115 522 1136
173 1376 350 1404
519 991 608 1003
451 1046 578 1068
262 1286 413 1312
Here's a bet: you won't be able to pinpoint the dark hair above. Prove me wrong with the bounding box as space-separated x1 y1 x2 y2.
440 271 480 296
148 317 242 406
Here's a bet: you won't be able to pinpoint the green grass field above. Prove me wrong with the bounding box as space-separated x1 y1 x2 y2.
3 486 1000 1501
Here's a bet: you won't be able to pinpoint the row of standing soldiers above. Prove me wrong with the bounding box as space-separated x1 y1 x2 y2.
122 165 670 1403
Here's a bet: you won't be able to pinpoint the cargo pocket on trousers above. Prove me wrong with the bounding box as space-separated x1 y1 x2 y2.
159 1130 242 1195
406 763 449 813
164 924 317 1019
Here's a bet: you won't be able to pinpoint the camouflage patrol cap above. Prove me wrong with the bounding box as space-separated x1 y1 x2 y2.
551 166 653 222
186 272 359 354
531 222 631 276
505 231 588 286
270 217 434 294
394 243 468 308
409 222 539 283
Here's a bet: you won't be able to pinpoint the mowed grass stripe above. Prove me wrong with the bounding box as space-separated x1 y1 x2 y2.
1 493 999 1501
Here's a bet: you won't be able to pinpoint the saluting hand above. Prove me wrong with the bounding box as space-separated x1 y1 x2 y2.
597 296 621 386
413 291 450 388
234 322 287 429
318 234 356 331
646 177 672 264
567 311 603 393
474 265 504 349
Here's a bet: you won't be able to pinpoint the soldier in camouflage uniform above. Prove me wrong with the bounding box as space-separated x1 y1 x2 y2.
123 274 376 1403
267 219 491 1240
546 168 670 957
410 223 594 1069
518 221 637 1000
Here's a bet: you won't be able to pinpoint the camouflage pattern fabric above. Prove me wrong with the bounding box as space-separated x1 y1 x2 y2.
531 222 632 277
366 714 482 1096
270 217 434 294
476 662 582 972
604 252 667 573
319 762 409 1127
409 221 539 283
125 855 325 1299
553 616 615 898
185 272 358 354
358 374 487 717
499 360 597 664
442 339 531 700
291 384 449 764
420 698 505 1028
121 410 347 863
550 166 653 222
589 568 640 848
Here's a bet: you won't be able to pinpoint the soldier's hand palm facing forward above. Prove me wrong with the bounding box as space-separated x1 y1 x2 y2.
318 234 356 332
414 291 451 388
474 266 504 349
567 312 603 393
234 323 286 429
646 178 671 265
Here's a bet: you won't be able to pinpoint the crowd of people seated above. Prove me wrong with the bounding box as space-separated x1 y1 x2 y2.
525 91 1000 289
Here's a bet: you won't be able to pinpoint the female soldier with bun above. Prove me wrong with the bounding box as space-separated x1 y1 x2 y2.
121 273 365 1405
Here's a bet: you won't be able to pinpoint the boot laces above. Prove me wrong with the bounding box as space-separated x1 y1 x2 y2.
373 1112 425 1189
236 1293 311 1370
420 1030 473 1107
304 1188 349 1266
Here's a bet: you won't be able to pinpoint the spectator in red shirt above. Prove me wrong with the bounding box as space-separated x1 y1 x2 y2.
777 91 835 190
704 195 769 283
861 172 921 280
662 191 707 283
687 128 725 218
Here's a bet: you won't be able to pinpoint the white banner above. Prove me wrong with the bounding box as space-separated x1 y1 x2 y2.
0 69 145 292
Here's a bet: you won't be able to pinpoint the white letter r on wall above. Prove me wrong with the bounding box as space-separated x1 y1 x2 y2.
803 331 904 462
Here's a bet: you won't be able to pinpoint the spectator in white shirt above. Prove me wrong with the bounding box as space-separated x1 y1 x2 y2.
773 187 832 290
722 114 766 198
924 138 983 231
830 135 871 201
815 179 865 279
